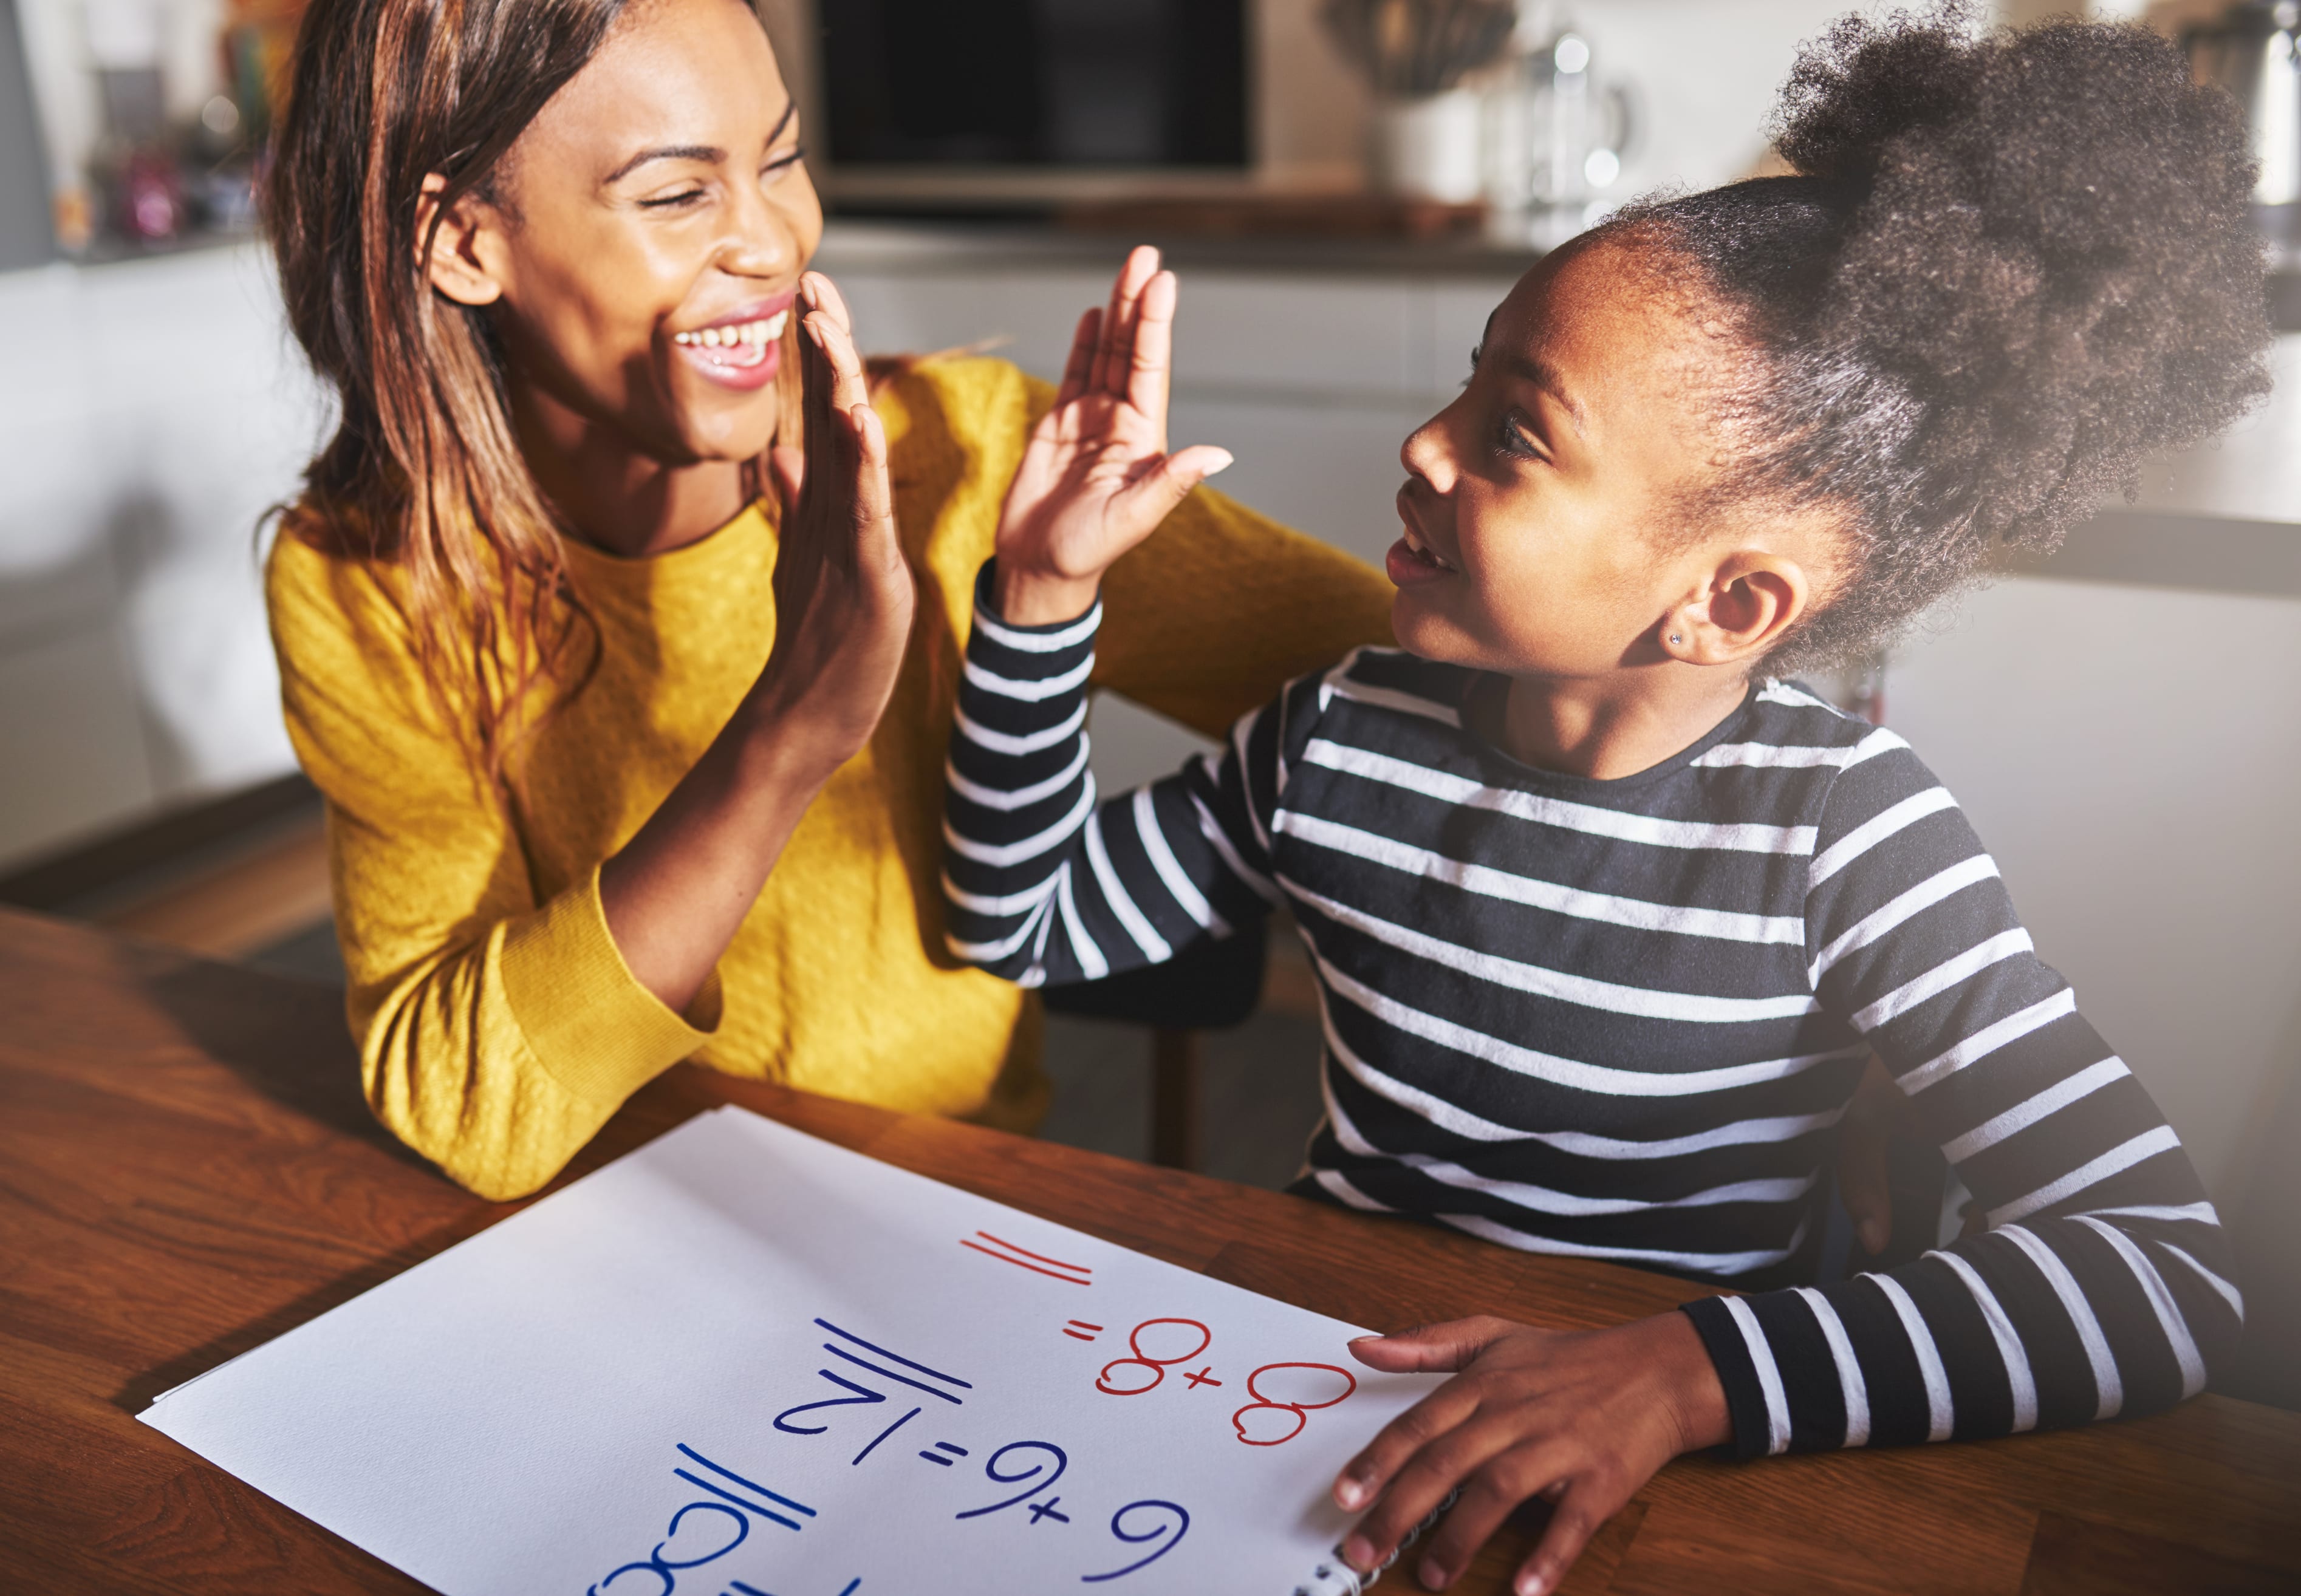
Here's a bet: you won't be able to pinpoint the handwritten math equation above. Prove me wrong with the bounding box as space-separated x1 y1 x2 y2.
587 1279 1368 1591
584 1444 857 1596
767 1318 1189 1583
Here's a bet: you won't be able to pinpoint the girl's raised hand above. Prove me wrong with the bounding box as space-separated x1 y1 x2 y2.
757 271 914 770
991 245 1234 624
1331 1312 1731 1595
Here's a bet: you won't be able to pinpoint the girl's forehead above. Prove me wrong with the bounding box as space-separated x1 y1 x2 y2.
1491 239 1718 411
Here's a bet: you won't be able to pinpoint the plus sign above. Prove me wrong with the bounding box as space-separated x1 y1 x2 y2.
1027 1497 1070 1525
1184 1366 1223 1390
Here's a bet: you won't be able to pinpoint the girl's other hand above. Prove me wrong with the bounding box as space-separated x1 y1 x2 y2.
1333 1312 1731 1595
993 245 1234 625
756 270 914 771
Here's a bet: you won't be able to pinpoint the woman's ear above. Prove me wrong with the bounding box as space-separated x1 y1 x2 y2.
415 173 508 307
1658 549 1811 667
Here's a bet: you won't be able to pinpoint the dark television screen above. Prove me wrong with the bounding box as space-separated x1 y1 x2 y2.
821 0 1247 168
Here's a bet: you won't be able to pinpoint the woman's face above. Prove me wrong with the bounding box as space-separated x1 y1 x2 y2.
465 0 821 465
1386 235 1819 678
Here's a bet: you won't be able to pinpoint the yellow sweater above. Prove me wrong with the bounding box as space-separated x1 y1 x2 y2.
265 357 1394 1200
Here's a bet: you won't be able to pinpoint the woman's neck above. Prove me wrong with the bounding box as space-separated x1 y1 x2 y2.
511 381 751 560
1499 666 1752 782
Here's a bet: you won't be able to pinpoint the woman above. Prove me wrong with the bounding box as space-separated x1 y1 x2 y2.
261 0 1395 1199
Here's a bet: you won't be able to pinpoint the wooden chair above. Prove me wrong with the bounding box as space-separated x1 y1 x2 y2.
1040 929 1269 1171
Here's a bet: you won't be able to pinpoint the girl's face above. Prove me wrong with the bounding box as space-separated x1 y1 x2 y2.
1387 236 1816 680
456 0 821 465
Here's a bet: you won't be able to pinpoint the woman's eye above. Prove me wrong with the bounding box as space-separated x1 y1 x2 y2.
763 146 807 182
639 189 707 210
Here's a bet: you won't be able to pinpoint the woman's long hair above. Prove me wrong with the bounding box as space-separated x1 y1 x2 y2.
266 0 798 773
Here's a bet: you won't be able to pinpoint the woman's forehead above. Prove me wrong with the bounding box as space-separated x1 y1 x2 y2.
525 0 787 173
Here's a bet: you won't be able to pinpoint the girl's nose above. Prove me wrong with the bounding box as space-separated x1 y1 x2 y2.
1400 408 1458 496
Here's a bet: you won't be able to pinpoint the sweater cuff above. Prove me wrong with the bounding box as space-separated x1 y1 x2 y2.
1680 1297 1775 1461
499 863 721 1107
970 558 1103 646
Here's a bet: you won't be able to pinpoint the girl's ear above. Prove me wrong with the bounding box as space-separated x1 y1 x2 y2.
416 174 508 308
1658 550 1811 667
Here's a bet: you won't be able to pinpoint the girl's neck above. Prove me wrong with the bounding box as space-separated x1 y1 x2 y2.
1499 666 1752 782
510 380 751 561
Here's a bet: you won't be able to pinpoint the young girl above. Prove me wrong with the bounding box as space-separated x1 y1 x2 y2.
942 10 2267 1593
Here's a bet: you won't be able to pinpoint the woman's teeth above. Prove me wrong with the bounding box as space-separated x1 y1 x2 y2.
672 309 790 353
1402 528 1455 570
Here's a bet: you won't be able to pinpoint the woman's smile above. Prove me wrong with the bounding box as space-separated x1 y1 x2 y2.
671 290 795 391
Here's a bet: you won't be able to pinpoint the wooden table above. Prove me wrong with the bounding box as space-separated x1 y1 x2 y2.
3 906 2297 1594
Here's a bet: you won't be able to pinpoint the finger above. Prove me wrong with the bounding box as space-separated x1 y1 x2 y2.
1514 1477 1616 1596
847 402 896 551
1125 268 1178 444
1090 244 1158 397
1342 1413 1531 1576
1333 1368 1487 1513
1412 1443 1571 1591
1347 1317 1517 1377
1109 446 1231 540
807 304 872 423
1055 307 1100 411
802 268 853 340
798 304 837 520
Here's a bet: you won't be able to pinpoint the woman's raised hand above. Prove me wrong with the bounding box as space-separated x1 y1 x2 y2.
600 272 911 1015
757 271 915 771
992 246 1234 625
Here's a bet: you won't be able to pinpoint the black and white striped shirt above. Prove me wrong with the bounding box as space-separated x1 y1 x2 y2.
941 566 2241 1456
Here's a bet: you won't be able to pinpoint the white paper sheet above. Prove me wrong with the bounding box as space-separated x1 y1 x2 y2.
140 1107 1443 1595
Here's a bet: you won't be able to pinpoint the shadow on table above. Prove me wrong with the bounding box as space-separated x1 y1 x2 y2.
129 940 422 1168
108 1223 497 1417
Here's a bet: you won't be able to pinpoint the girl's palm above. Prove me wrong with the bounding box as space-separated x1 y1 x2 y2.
995 248 1232 601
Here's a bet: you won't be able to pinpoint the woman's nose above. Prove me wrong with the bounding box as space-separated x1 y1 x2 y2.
719 182 798 281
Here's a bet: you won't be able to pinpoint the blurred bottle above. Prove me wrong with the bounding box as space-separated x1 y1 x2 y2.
1483 5 1635 246
2183 1 2301 265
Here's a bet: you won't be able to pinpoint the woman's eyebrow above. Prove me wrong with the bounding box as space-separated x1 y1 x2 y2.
601 101 799 186
602 145 723 185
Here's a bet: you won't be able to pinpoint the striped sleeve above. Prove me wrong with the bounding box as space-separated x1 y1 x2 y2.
943 562 1290 986
1681 740 2240 1456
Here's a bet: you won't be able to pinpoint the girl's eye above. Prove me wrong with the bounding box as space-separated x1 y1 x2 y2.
764 146 807 182
639 188 707 210
1498 411 1545 461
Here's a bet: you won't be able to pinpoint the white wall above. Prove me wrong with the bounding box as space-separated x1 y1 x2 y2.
1887 578 2301 1209
0 246 323 865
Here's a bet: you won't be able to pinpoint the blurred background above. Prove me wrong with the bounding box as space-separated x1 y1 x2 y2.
0 0 2294 1405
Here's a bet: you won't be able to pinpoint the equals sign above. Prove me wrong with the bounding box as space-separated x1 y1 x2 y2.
919 1441 969 1465
1062 1320 1103 1342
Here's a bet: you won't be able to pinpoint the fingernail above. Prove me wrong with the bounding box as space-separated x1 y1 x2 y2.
1345 1535 1380 1570
1515 1572 1548 1596
1336 1478 1367 1510
1204 449 1234 476
1418 1556 1449 1589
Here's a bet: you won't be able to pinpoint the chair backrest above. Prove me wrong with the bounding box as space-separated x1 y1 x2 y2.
1039 929 1268 1031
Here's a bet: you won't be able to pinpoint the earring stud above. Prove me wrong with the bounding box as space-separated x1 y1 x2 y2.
1669 633 1683 644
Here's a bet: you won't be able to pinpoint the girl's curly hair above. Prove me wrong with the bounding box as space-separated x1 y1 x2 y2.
1609 4 2273 671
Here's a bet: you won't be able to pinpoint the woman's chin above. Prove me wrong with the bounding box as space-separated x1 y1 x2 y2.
668 386 784 465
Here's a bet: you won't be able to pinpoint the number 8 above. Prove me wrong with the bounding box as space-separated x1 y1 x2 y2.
1231 1362 1358 1446
1096 1318 1212 1396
